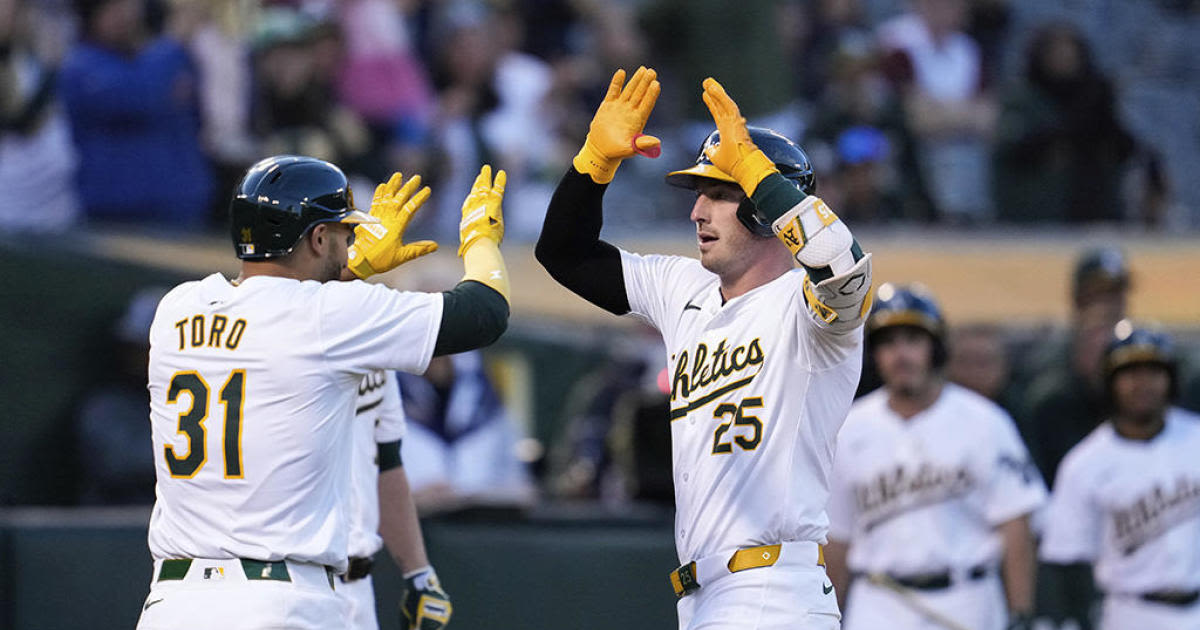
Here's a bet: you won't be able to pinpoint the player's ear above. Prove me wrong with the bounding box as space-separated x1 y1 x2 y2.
308 224 329 254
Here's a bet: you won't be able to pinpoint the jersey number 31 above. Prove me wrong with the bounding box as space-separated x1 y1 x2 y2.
164 370 246 479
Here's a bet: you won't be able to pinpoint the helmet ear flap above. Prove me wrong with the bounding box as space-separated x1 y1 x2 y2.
736 197 776 237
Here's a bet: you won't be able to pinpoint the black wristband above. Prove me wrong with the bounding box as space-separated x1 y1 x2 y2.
377 439 402 471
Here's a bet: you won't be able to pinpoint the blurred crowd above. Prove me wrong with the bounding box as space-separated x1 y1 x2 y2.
3 0 1200 240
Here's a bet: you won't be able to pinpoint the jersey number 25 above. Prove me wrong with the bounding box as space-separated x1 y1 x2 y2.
711 397 764 454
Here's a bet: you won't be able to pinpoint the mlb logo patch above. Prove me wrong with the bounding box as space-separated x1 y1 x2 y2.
203 566 226 580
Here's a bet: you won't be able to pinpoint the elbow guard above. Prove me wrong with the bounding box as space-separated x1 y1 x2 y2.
802 252 873 333
770 195 873 332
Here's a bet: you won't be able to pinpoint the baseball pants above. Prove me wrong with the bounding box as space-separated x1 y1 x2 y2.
1101 595 1200 630
842 573 1006 630
675 542 841 630
136 558 346 630
338 574 381 630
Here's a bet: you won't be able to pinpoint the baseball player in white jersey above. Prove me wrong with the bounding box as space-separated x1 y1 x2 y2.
824 284 1046 630
1041 323 1200 630
537 68 873 629
138 156 510 630
340 369 450 630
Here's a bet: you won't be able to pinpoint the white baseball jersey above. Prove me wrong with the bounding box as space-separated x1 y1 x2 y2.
147 273 441 572
1040 408 1200 594
620 251 863 564
346 370 406 559
828 383 1046 575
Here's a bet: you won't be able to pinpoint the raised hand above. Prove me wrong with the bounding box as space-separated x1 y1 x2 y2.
573 66 662 183
347 172 438 279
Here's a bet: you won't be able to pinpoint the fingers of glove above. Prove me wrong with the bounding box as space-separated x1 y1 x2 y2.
471 164 493 199
394 174 422 205
397 185 432 224
385 171 406 197
398 240 439 262
619 66 644 103
603 68 626 103
702 77 738 119
625 66 655 106
635 78 661 117
490 168 507 209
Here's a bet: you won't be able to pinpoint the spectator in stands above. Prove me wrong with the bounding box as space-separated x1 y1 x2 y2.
1016 247 1131 487
396 350 535 514
993 22 1133 223
804 28 925 221
334 0 436 181
641 0 800 137
878 0 995 223
249 7 372 177
828 125 903 223
74 286 166 505
58 0 213 229
424 1 557 242
0 0 79 233
165 0 257 224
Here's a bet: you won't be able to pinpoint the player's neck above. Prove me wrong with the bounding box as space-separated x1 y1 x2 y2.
1112 410 1167 441
718 254 793 301
886 378 944 420
236 260 315 284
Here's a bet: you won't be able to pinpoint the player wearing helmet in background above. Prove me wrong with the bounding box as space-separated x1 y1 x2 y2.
138 155 510 630
1040 323 1200 630
824 283 1045 630
537 67 873 629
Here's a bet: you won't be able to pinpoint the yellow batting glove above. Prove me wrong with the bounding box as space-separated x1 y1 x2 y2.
458 164 506 256
347 172 438 279
573 66 662 184
458 164 511 302
700 77 779 196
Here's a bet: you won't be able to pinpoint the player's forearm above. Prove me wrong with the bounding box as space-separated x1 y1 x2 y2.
378 466 431 573
534 167 630 315
823 539 852 610
998 515 1036 615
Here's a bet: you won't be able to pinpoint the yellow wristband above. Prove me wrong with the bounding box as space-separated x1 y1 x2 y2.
461 238 510 304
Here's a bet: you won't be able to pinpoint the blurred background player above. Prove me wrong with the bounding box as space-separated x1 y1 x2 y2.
395 349 535 514
825 283 1045 630
1040 323 1200 630
1017 246 1131 487
340 369 450 630
537 67 873 629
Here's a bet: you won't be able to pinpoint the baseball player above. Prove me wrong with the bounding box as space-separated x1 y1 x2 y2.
537 67 874 629
1040 323 1200 630
824 284 1046 630
138 156 509 630
340 369 450 630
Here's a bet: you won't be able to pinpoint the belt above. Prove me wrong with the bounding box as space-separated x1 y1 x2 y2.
862 564 991 591
1140 590 1200 607
156 558 336 590
670 542 825 598
340 556 374 583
